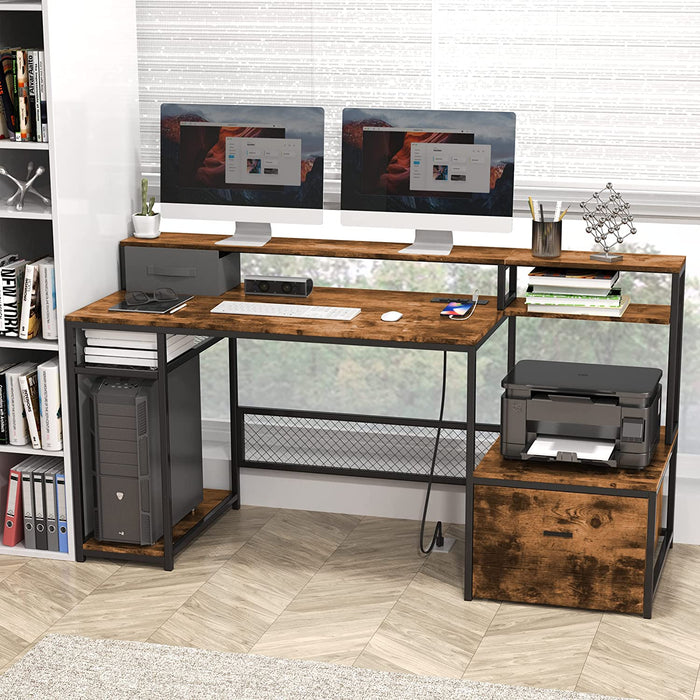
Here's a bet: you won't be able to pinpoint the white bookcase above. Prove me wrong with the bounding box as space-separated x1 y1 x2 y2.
0 0 140 558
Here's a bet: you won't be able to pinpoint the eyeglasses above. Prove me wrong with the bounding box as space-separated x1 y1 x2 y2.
124 288 178 306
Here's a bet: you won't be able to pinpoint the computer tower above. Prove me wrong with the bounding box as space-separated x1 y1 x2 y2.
90 358 203 546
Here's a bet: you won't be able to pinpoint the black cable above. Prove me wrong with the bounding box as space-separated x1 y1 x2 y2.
419 350 448 555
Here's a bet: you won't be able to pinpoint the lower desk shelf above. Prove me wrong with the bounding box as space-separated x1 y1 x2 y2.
471 430 674 617
82 488 234 565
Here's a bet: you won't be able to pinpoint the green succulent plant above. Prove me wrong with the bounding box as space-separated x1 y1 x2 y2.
138 178 156 216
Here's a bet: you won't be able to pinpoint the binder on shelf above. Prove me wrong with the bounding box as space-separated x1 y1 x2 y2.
32 462 53 550
3 460 28 547
55 471 68 553
43 463 61 552
21 462 36 549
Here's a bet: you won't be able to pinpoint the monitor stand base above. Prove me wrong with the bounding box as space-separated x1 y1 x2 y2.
214 222 272 247
399 229 454 256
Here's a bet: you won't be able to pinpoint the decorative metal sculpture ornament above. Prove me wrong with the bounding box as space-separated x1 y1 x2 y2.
579 183 636 262
0 162 51 212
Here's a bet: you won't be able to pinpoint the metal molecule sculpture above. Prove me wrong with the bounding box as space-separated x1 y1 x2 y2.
0 161 51 212
579 183 636 262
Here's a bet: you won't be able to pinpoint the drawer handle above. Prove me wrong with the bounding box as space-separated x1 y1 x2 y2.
543 530 573 538
146 265 197 278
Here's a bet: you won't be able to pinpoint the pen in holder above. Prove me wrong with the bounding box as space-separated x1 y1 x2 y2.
531 220 562 258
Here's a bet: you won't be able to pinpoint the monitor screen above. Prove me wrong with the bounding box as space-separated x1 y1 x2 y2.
340 108 515 253
160 104 324 246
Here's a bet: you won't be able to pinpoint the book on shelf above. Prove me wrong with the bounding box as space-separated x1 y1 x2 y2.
525 286 623 308
18 368 41 450
0 50 16 138
15 49 29 142
37 356 62 451
527 267 620 293
0 259 27 337
526 295 631 318
6 361 37 446
84 328 169 343
19 256 51 340
38 257 57 340
0 361 18 445
0 49 19 142
26 49 37 143
37 50 47 142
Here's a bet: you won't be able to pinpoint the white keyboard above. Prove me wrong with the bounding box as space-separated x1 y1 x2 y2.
211 300 361 321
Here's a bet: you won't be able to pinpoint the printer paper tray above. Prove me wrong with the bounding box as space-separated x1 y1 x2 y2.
523 435 617 468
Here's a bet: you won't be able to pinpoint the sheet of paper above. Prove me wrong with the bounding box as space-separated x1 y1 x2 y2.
527 435 615 462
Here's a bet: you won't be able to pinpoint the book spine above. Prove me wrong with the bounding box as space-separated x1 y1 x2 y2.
1 265 25 338
39 261 57 340
37 51 47 142
0 78 7 139
26 49 38 142
18 372 40 449
0 371 9 445
38 361 61 451
7 371 28 446
15 50 29 142
0 51 17 136
11 51 19 141
19 262 40 340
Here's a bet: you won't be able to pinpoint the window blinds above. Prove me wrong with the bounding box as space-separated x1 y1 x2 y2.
135 0 700 220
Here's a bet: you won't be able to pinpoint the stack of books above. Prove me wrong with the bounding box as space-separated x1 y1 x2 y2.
83 330 197 368
0 253 57 340
0 356 62 451
0 47 48 142
525 267 630 318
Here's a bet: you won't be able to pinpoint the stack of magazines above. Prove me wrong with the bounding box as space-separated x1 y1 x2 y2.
83 330 197 368
525 267 630 318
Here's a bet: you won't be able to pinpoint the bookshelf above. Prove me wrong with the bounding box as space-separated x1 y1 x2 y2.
0 0 139 559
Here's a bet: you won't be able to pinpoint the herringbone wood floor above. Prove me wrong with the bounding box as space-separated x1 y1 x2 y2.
0 505 698 700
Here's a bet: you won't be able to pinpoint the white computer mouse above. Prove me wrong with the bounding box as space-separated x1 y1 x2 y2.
381 310 403 322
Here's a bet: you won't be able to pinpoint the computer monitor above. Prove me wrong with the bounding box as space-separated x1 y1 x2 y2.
341 108 515 255
160 104 325 247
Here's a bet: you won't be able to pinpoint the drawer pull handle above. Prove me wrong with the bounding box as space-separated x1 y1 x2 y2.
543 530 573 538
146 265 197 278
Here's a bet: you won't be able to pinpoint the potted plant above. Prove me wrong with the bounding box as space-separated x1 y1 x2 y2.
132 178 161 238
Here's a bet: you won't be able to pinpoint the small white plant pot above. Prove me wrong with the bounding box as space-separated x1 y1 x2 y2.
132 213 161 239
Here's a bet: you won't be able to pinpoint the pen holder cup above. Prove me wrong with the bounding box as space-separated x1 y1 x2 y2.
531 220 562 258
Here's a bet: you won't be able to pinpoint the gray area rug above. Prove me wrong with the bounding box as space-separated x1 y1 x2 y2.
0 634 634 700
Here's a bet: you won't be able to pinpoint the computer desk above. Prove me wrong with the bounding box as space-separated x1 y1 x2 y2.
64 236 684 616
65 279 508 582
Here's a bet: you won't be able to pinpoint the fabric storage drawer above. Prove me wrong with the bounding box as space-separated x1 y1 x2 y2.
123 246 240 296
472 484 648 614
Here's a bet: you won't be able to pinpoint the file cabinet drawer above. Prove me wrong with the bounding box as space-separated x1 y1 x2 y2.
472 485 648 614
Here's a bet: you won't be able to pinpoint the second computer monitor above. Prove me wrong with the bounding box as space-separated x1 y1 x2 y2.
160 104 325 246
340 108 515 254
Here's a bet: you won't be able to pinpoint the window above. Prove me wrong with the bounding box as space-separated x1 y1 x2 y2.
136 1 700 220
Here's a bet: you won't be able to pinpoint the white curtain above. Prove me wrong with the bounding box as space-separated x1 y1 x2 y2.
135 1 700 220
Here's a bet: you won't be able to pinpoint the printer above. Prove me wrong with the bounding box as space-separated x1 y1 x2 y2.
501 360 662 469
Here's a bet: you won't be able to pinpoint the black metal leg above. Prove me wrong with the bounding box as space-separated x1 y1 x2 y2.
65 321 86 561
228 338 242 509
507 316 517 372
666 268 685 444
157 332 174 571
464 347 477 601
644 492 656 618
